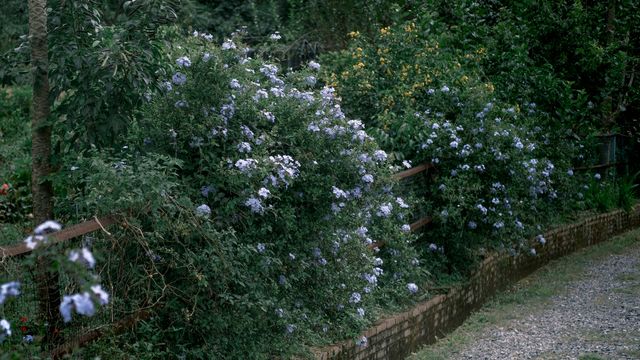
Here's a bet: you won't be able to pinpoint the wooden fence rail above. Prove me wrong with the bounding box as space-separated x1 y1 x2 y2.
0 216 117 258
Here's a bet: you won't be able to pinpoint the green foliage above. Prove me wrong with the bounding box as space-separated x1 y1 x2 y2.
0 0 28 85
52 35 427 358
323 13 585 274
618 170 640 211
0 87 32 223
424 0 640 138
583 170 639 212
47 0 177 150
173 0 420 67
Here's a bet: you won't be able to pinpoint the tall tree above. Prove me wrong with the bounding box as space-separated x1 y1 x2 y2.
29 0 62 346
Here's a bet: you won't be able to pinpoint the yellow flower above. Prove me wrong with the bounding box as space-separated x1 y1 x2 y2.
380 27 391 35
485 82 495 93
353 62 365 70
348 31 360 38
460 75 469 83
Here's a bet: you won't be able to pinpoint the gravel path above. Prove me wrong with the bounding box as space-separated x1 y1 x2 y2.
451 243 640 360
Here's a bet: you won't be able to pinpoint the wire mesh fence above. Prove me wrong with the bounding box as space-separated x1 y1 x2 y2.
0 216 162 357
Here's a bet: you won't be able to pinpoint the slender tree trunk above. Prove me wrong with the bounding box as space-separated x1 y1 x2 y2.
29 0 62 347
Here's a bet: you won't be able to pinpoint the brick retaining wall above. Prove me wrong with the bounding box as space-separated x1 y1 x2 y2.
314 205 640 360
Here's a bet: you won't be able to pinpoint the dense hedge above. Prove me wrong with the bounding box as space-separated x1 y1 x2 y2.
55 36 428 358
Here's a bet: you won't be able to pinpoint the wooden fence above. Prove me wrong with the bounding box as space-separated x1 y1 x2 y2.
0 163 435 357
3 154 631 357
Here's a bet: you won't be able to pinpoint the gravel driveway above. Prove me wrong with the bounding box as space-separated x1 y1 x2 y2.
453 244 640 359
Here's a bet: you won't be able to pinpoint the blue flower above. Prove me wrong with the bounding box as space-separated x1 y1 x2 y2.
305 76 317 86
0 282 21 305
270 32 282 41
245 197 264 214
34 220 62 235
176 56 191 68
172 72 187 85
60 292 96 323
0 319 10 342
256 243 266 254
258 188 271 199
407 283 418 294
349 292 361 304
363 273 377 286
195 204 211 217
221 39 236 50
237 142 252 153
235 159 258 173
261 110 275 123
230 79 241 89
356 336 368 347
68 247 96 269
376 203 393 217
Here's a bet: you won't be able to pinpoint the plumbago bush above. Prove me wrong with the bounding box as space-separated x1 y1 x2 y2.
323 15 584 272
63 33 426 358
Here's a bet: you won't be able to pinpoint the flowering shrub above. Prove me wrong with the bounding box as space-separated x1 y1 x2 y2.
0 221 109 348
323 14 585 272
60 34 426 357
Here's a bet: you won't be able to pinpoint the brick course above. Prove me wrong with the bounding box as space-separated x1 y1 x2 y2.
314 206 640 360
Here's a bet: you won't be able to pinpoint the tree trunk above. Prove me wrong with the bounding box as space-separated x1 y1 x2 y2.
29 0 62 347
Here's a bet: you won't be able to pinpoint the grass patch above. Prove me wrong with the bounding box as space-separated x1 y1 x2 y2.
409 228 640 360
578 354 606 360
615 272 640 282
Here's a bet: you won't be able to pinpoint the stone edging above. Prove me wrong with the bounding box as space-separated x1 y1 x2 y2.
314 205 640 360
